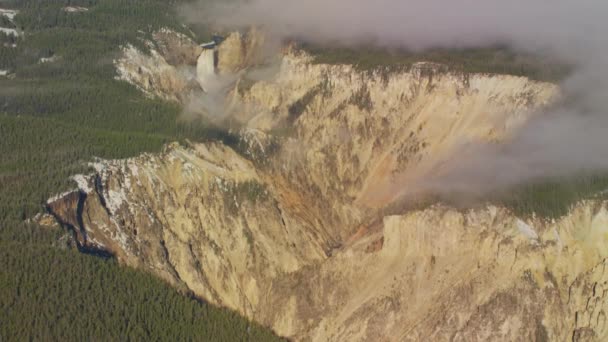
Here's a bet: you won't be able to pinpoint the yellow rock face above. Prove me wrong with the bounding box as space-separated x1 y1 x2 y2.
50 33 608 341
267 204 608 341
217 29 267 74
114 29 202 102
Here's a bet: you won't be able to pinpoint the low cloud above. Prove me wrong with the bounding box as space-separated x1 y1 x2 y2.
182 0 608 198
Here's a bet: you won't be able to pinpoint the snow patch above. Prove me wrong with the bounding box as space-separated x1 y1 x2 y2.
46 190 78 204
63 6 88 13
0 27 19 37
72 174 93 193
39 56 59 64
0 9 18 21
87 235 107 250
90 160 108 173
106 189 128 214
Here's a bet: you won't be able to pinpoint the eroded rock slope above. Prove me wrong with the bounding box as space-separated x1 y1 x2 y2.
45 30 608 341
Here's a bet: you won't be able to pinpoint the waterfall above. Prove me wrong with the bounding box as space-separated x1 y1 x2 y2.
196 49 216 92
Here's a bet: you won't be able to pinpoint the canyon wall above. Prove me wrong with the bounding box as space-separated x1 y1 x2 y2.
44 30 608 341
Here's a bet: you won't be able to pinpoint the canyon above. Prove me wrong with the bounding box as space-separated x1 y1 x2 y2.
44 30 608 341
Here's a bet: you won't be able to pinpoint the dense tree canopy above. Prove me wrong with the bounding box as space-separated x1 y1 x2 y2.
0 1 281 341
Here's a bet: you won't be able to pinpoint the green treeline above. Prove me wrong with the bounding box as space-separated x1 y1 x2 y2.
494 174 608 218
302 44 571 83
0 1 281 341
0 225 280 341
0 0 223 222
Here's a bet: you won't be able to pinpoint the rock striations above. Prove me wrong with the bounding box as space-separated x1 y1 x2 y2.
46 29 608 341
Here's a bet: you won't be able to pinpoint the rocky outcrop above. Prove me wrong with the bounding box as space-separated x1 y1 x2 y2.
233 55 557 212
46 152 608 341
261 203 608 340
114 29 202 102
47 142 334 312
152 28 203 66
217 28 267 74
114 44 192 102
49 32 608 341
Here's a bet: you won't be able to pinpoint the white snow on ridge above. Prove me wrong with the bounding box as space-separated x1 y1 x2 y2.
106 189 128 215
46 190 78 204
72 174 93 193
39 56 60 64
0 27 18 37
63 6 88 13
0 9 18 21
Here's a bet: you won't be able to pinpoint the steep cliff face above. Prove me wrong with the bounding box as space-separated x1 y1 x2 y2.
47 153 608 341
46 31 608 341
216 28 267 74
152 29 203 66
114 29 202 102
233 54 557 214
47 142 332 314
262 203 608 341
